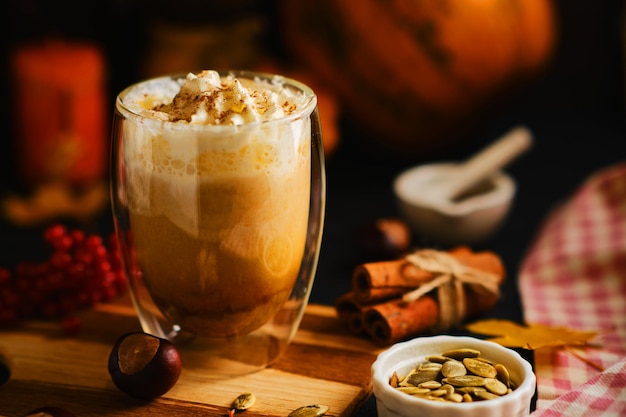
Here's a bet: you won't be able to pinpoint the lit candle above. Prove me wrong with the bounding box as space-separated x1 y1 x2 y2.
12 40 107 187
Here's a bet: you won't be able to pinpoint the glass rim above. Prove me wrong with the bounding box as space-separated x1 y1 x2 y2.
115 69 318 131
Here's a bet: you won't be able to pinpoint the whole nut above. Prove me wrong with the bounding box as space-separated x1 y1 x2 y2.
108 332 182 400
356 217 412 260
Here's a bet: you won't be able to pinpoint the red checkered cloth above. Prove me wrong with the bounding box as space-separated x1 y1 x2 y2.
519 162 626 416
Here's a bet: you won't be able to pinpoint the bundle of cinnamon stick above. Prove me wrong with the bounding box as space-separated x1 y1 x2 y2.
335 246 505 346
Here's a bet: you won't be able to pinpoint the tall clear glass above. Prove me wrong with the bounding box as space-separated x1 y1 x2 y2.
110 71 325 377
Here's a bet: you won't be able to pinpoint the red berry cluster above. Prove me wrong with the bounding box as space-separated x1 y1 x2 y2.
0 224 127 335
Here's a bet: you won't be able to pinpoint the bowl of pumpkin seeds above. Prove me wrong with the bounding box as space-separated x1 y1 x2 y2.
371 335 535 417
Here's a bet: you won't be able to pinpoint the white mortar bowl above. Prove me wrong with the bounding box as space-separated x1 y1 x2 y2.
371 335 535 417
393 163 515 245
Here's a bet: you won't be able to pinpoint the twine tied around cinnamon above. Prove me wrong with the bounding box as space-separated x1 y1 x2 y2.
401 249 501 330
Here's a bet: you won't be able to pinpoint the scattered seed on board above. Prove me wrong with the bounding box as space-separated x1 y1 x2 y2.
389 348 518 403
231 392 256 411
288 404 330 417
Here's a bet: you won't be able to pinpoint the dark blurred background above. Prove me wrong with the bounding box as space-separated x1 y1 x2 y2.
0 0 624 325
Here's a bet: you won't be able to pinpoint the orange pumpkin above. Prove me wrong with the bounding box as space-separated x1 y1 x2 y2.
279 0 557 157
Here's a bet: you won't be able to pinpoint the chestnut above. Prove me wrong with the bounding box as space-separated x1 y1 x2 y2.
22 406 76 417
356 217 412 260
108 332 182 400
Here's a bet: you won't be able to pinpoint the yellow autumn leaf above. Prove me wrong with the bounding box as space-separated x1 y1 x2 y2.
465 319 600 350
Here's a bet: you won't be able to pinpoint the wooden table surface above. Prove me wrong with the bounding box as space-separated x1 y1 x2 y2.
0 296 384 417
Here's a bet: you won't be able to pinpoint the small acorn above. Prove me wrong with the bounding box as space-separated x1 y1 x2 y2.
108 332 182 400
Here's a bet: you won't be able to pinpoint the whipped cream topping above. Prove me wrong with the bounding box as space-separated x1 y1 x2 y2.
148 70 299 125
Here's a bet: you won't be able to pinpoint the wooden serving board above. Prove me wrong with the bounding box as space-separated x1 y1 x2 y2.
0 296 384 417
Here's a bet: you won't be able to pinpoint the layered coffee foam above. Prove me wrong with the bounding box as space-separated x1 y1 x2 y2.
120 72 311 236
123 120 310 238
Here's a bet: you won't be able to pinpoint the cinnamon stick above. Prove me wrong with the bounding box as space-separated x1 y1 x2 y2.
336 246 506 346
447 246 506 280
352 261 432 304
357 283 501 346
363 296 439 346
335 292 365 334
352 246 504 305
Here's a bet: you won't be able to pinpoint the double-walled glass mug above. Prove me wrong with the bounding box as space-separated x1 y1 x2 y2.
110 70 325 377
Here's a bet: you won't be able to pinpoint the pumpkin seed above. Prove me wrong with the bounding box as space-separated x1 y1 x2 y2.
424 396 446 402
443 375 486 387
495 363 510 387
441 384 455 396
288 404 329 417
425 355 450 364
484 378 508 395
428 384 454 398
463 357 497 378
441 360 467 378
456 386 487 395
389 371 399 388
397 386 431 395
429 389 448 397
418 380 442 389
389 347 517 403
419 362 443 371
406 368 441 386
231 392 256 411
441 348 481 360
475 391 501 401
447 392 464 403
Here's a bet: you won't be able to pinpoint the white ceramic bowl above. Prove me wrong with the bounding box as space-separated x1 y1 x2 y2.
371 335 535 417
393 163 515 245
